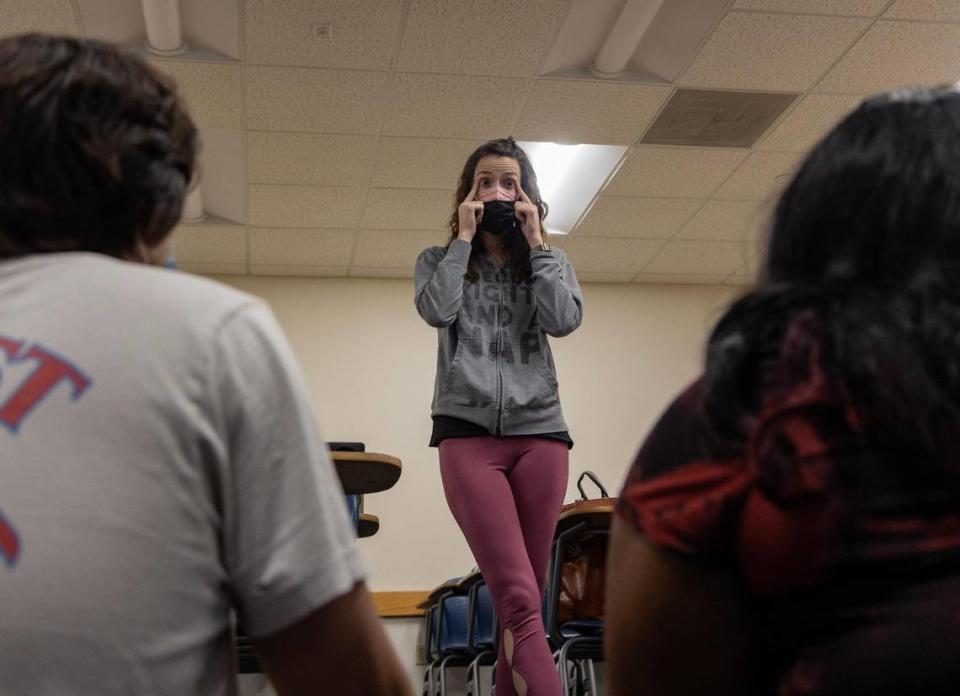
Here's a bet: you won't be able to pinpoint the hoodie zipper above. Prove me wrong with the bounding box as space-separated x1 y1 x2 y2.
495 279 504 436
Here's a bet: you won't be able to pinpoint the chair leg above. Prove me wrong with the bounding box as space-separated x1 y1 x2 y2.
466 654 486 696
587 660 599 696
437 655 459 696
421 661 433 696
465 658 475 696
573 659 585 696
558 649 572 695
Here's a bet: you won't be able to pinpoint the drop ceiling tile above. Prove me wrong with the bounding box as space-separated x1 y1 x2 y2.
370 138 483 190
73 0 144 44
197 129 246 224
817 20 960 94
680 12 869 91
551 237 663 274
251 265 349 277
644 239 748 275
350 266 416 279
884 1 960 22
514 80 671 145
383 73 529 139
249 228 355 266
248 185 362 228
0 0 78 36
173 223 247 264
572 271 636 283
634 273 731 285
604 147 748 198
714 151 800 201
354 230 449 268
247 132 377 186
757 93 862 152
362 188 454 230
733 0 887 15
149 61 243 130
676 199 771 242
179 262 247 275
575 197 703 239
244 0 404 70
246 66 389 133
396 0 568 77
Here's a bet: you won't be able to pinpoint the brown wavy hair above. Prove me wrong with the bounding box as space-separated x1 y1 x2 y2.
448 137 548 283
0 33 197 260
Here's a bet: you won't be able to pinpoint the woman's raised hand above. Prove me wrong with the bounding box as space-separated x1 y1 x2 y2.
515 187 544 248
457 178 484 243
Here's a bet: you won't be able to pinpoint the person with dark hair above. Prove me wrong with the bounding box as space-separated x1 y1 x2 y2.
415 138 583 695
0 33 411 695
606 87 960 696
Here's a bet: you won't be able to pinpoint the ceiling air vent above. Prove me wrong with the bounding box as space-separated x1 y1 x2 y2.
641 89 797 148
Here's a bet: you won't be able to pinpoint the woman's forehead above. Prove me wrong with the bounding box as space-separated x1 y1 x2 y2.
475 155 520 177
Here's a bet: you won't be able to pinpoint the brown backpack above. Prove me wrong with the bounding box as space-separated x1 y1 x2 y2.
556 473 616 625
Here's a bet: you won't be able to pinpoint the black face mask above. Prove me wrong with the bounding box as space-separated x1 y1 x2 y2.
477 200 518 237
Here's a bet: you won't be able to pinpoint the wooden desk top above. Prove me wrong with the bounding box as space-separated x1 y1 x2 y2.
358 513 380 539
455 567 484 591
555 498 617 536
331 452 402 495
417 576 463 609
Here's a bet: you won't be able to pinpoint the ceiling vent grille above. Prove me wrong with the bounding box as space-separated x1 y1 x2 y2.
642 89 797 148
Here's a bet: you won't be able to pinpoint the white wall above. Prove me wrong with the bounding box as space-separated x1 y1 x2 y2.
219 275 740 694
215 275 739 590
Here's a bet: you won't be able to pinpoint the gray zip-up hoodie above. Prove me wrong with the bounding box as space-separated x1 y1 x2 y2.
415 238 583 435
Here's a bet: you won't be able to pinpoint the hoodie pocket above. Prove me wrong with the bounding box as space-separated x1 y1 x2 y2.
500 339 559 410
441 336 497 408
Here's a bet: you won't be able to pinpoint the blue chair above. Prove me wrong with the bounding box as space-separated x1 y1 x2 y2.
344 494 361 534
421 603 441 696
432 592 472 695
465 582 497 696
420 577 467 696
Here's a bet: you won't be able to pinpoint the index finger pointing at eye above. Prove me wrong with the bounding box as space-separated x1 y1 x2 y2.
518 187 534 205
464 176 480 202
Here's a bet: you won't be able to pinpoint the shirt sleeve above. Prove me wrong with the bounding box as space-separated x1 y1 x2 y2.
616 378 753 560
414 241 471 328
530 247 583 337
210 302 366 638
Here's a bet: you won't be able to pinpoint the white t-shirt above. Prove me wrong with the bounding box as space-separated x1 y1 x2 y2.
0 253 365 695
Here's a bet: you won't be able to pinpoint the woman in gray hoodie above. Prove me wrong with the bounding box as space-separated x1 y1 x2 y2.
415 138 583 696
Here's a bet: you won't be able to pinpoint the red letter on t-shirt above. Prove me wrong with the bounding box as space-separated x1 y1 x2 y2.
0 341 91 432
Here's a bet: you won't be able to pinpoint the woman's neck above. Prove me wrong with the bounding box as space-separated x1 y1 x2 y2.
480 232 508 266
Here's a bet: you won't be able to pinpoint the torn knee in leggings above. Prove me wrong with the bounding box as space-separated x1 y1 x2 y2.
512 667 528 696
503 628 530 695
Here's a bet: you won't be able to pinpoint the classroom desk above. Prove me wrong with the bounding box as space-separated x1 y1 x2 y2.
358 513 380 538
554 497 617 537
331 452 402 495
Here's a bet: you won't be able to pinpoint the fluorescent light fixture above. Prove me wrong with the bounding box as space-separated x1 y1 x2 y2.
518 141 627 235
591 0 665 79
181 182 206 223
141 0 188 56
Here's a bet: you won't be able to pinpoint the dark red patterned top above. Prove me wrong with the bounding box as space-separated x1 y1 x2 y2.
617 377 960 695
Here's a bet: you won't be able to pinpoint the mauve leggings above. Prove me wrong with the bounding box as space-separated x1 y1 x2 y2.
438 436 568 696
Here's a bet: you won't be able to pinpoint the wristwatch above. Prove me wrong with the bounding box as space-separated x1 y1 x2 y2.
532 241 551 252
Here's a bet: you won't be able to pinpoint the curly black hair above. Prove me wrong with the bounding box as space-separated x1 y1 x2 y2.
705 87 960 479
0 33 197 260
